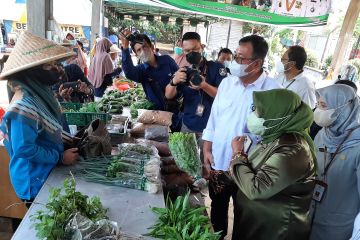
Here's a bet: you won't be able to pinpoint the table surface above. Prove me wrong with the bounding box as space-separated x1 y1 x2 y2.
12 165 165 240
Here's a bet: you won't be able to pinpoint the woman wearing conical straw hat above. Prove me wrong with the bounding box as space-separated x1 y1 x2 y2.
0 31 79 207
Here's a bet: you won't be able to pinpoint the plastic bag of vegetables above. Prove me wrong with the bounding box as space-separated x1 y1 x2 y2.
168 133 201 177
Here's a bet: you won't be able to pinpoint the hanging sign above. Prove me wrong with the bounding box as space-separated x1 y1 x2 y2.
157 0 331 26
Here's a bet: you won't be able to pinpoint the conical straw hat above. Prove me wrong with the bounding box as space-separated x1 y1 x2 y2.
0 31 76 80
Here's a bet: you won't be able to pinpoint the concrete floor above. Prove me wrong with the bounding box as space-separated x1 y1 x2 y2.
0 217 14 240
204 191 234 240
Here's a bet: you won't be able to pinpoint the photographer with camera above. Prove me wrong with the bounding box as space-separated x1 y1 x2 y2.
52 63 94 103
165 32 227 159
120 29 182 129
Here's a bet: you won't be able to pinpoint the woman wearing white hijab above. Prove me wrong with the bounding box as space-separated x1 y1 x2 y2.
310 84 360 240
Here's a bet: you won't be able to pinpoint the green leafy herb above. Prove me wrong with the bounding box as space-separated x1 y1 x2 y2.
130 100 155 119
168 133 201 177
148 191 221 240
31 176 108 240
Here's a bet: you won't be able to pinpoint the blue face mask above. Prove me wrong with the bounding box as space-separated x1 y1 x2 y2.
61 60 67 67
174 47 183 55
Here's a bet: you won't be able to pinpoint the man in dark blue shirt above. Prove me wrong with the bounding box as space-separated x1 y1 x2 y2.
165 32 227 134
120 30 179 112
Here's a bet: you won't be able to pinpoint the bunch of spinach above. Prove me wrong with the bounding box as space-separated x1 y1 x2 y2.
31 176 108 240
168 133 201 177
148 191 221 240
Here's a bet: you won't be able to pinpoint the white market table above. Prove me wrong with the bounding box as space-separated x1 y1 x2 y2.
12 165 164 239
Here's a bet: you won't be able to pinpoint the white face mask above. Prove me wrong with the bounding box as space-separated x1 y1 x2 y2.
313 100 353 128
139 51 151 63
228 60 254 78
247 111 292 136
277 61 294 74
224 60 231 69
313 108 336 127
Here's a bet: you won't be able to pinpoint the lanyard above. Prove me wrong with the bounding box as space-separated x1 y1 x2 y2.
283 78 296 89
197 60 208 103
322 126 360 177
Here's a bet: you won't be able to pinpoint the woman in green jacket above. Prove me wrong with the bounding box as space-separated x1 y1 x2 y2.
230 89 316 240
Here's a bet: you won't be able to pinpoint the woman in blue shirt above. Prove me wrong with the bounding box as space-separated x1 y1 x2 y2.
0 31 79 206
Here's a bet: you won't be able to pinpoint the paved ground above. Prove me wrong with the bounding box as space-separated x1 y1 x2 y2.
0 217 14 240
204 191 234 240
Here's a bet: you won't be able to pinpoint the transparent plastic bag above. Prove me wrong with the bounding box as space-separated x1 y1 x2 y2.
144 126 169 142
64 212 119 240
137 110 173 126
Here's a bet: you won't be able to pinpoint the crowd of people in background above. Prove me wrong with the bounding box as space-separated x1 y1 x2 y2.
0 29 360 240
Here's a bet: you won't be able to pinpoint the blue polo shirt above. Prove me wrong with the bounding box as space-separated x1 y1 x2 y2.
122 49 179 110
178 60 226 132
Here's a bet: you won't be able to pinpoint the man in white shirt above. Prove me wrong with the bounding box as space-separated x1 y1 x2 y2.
202 35 281 239
276 46 316 109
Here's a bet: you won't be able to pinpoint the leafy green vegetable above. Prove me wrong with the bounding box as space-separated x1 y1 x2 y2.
119 144 154 155
130 100 155 119
79 102 98 113
31 176 108 240
168 133 201 177
107 160 144 177
148 191 221 240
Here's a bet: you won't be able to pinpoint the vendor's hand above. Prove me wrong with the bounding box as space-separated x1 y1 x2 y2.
189 75 206 91
78 80 90 95
59 84 73 102
231 136 246 156
120 29 131 49
172 68 187 85
63 148 79 165
203 150 214 179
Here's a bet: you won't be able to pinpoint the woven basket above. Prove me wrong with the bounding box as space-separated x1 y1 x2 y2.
0 31 75 79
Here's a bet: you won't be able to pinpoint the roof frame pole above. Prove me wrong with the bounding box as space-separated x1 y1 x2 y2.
26 0 52 38
91 0 103 50
330 0 360 80
226 20 232 48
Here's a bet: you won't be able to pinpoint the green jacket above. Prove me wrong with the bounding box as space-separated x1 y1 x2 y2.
231 133 315 240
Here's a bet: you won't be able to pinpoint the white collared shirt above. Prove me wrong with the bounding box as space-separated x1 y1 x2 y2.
275 72 316 109
202 72 282 171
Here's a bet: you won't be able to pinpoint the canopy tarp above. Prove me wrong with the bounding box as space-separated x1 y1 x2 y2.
107 0 331 26
105 0 218 24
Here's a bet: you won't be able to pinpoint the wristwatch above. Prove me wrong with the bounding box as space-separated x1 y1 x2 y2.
170 78 177 87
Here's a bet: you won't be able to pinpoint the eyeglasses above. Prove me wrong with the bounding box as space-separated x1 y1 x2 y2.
235 55 255 64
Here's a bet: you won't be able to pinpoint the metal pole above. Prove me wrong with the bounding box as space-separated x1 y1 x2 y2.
330 0 360 79
226 20 232 48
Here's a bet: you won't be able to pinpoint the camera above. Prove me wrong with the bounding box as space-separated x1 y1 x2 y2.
63 81 80 91
125 31 140 42
183 65 202 86
119 28 142 44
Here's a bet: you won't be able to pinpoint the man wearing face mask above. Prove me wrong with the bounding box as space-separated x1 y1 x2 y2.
120 30 181 128
165 32 227 157
217 48 233 66
276 46 316 109
0 31 79 206
202 35 281 239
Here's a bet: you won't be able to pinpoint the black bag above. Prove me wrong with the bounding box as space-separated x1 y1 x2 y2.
74 119 112 158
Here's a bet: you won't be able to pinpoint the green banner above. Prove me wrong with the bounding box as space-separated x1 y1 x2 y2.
158 0 330 26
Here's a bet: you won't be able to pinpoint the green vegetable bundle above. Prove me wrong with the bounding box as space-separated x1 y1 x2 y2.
79 102 98 113
119 144 154 155
81 170 148 191
76 147 159 191
168 133 201 177
148 191 221 240
31 176 108 240
130 100 155 119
